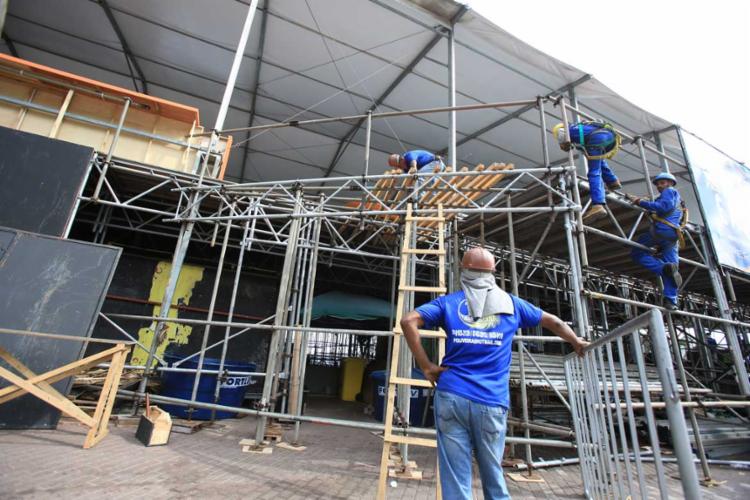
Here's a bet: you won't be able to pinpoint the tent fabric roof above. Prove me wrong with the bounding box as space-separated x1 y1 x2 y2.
311 291 393 321
0 0 691 201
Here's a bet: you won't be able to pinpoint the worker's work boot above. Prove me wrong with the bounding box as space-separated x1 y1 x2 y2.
606 180 622 191
664 262 683 287
664 300 679 311
583 204 607 223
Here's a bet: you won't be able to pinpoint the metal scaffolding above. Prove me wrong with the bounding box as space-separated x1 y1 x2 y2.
57 91 750 495
30 5 748 496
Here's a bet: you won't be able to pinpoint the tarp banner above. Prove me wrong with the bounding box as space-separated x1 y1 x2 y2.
683 132 750 272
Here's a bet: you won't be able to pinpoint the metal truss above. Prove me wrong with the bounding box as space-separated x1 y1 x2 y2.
60 96 750 476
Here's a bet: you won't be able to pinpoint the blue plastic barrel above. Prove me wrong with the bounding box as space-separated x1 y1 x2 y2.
371 368 434 427
159 354 257 420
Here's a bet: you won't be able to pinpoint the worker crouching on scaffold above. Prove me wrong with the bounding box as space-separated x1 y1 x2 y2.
388 150 445 196
400 248 589 500
626 172 687 311
553 121 622 222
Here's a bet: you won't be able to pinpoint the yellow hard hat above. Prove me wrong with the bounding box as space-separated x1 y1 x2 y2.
552 123 565 139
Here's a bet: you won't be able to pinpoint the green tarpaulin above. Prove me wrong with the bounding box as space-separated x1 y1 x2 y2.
311 291 393 321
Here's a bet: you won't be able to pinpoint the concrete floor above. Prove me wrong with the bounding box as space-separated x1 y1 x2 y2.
1 398 748 499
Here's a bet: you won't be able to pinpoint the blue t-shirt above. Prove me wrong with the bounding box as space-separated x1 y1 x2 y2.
402 150 437 170
416 290 543 408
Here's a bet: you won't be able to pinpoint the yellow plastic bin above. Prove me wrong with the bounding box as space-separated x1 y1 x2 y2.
339 357 367 401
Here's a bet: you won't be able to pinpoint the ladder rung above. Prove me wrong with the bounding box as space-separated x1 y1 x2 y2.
405 216 444 222
390 377 433 388
384 434 437 448
393 327 446 339
399 285 446 293
402 249 445 255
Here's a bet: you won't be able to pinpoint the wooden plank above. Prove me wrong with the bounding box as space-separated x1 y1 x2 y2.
0 364 95 427
402 248 445 255
430 166 471 208
384 434 438 448
461 163 514 207
377 169 399 210
48 89 74 138
422 165 484 230
0 346 65 405
376 436 392 499
436 163 492 210
404 216 444 222
84 346 128 448
386 167 416 225
399 285 446 293
390 377 433 388
420 166 452 207
392 327 446 339
0 345 127 403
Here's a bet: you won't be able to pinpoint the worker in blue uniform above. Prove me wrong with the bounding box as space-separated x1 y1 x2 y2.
553 121 622 222
389 150 445 197
389 150 445 174
400 248 588 499
626 172 685 310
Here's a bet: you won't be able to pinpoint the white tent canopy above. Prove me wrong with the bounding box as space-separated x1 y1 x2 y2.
0 0 695 205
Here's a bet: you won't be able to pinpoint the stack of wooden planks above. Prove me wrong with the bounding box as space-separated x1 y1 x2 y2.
345 162 513 235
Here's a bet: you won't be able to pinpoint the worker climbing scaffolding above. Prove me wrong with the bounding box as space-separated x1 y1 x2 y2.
626 172 687 310
553 121 622 222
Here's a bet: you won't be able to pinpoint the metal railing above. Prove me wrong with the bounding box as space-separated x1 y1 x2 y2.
565 309 702 499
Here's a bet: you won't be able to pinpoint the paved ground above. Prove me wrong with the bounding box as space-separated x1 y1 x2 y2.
1 398 748 499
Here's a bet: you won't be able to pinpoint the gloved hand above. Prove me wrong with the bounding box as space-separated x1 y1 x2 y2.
624 193 641 205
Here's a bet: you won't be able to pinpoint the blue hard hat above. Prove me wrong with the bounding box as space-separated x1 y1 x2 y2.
652 172 677 185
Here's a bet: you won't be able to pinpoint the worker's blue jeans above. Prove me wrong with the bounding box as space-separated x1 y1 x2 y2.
415 160 445 199
587 158 619 205
630 228 679 303
434 390 510 500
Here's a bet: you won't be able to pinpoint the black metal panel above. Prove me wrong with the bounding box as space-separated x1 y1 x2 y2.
0 126 93 236
0 228 120 429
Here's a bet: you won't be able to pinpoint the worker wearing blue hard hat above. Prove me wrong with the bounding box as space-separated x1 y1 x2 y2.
553 121 622 222
626 172 687 310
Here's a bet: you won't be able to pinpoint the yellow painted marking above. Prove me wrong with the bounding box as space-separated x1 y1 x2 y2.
130 261 204 367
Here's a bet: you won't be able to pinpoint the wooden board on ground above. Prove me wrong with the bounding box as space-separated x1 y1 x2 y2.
239 438 273 454
171 418 209 434
276 441 307 452
507 472 546 483
264 422 285 442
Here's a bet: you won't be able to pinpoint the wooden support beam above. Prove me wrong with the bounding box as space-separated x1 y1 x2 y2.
0 342 131 449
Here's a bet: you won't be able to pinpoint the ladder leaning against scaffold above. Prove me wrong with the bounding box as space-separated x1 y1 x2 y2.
376 203 447 499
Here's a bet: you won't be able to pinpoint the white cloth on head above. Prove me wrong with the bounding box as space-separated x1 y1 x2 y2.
460 270 514 320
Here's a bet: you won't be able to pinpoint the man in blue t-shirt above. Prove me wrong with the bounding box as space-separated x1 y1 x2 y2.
400 247 588 500
388 150 446 199
626 172 684 310
389 150 445 174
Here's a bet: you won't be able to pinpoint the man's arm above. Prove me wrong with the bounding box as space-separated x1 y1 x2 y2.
540 312 588 356
638 190 677 215
400 311 446 385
